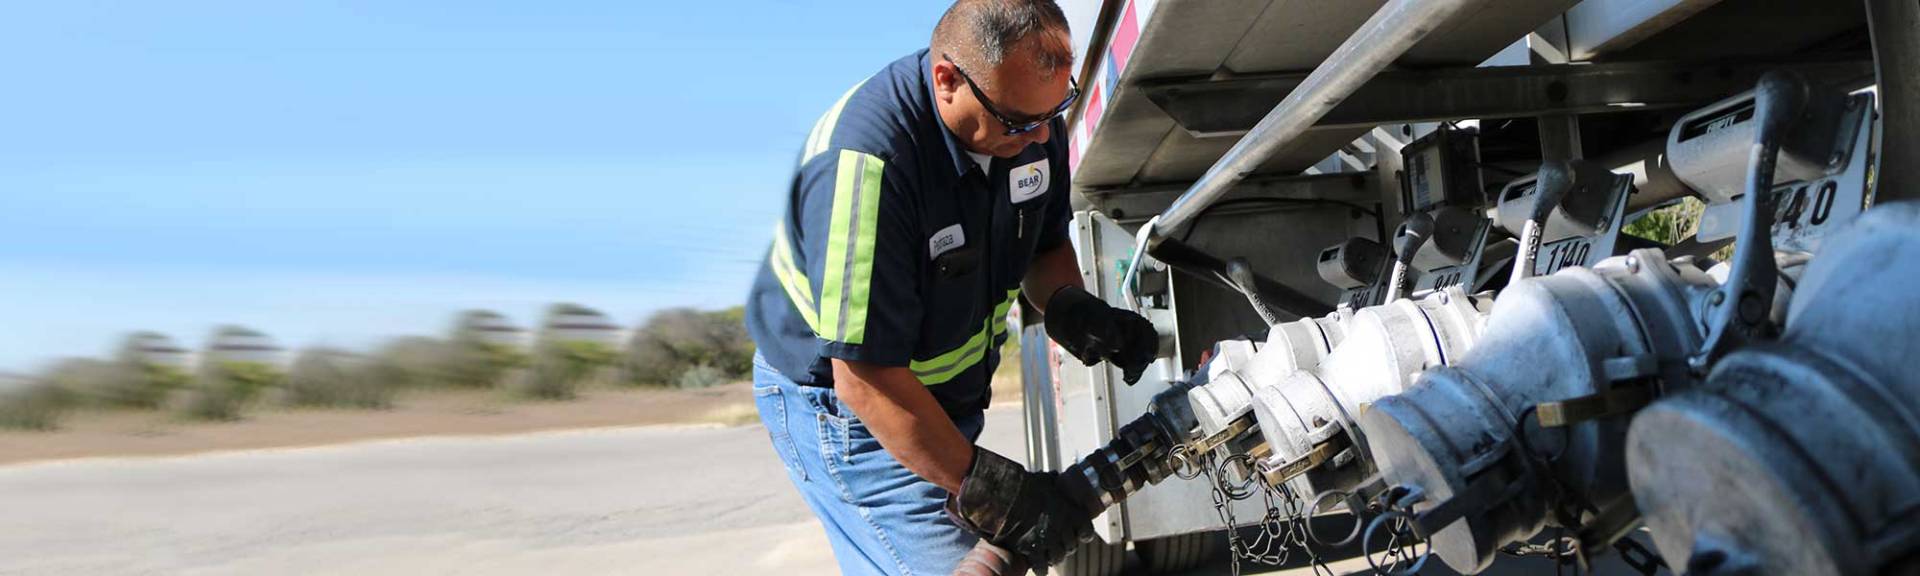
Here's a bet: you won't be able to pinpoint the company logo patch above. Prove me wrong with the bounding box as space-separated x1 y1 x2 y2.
1010 159 1049 203
929 223 966 260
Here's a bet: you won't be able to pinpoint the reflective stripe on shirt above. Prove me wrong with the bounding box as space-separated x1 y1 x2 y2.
769 220 817 331
803 80 867 164
818 150 886 345
910 288 1020 384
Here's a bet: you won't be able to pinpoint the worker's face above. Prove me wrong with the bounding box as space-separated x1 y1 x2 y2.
934 33 1074 159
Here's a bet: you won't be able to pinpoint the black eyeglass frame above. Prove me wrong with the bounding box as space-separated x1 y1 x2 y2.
941 53 1080 136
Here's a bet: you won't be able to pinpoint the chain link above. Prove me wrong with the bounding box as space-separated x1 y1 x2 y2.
1361 507 1431 576
1196 449 1335 576
1185 441 1471 576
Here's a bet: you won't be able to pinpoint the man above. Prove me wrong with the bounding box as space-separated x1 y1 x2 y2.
743 1 1161 574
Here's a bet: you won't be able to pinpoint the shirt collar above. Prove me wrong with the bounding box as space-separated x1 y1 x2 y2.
919 49 985 181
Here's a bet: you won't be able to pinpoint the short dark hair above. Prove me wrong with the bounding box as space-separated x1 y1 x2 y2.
932 0 1073 90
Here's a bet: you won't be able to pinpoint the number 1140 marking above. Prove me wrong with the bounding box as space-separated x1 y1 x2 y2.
1537 241 1592 275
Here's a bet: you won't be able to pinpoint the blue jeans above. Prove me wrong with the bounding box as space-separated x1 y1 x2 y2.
753 353 986 576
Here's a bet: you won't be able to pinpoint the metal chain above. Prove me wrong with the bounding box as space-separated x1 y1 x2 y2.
1176 402 1672 576
1361 488 1432 576
1508 406 1668 576
1196 449 1335 576
1512 405 1604 562
1201 451 1249 576
1171 444 1206 481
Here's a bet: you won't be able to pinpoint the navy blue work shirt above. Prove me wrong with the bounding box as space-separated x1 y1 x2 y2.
744 49 1074 416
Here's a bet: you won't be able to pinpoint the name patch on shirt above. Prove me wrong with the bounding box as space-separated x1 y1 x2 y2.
1010 159 1049 203
929 223 966 260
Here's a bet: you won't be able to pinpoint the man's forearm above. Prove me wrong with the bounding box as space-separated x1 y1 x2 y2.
831 359 975 494
1024 243 1082 313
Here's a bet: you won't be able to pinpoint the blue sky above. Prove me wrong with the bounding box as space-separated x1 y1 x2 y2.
0 1 952 372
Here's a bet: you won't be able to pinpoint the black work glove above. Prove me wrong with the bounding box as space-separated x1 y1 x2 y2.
1044 285 1160 384
948 448 1097 572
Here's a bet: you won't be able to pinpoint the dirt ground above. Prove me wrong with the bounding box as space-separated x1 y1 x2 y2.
0 383 761 466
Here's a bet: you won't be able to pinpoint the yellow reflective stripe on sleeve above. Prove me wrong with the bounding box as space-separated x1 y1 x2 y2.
818 150 885 345
803 80 867 164
911 288 1022 385
769 220 818 332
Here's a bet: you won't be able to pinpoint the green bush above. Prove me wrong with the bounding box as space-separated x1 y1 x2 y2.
1623 197 1737 262
357 354 419 399
177 361 281 421
495 367 535 398
173 388 237 421
555 340 616 379
134 364 192 407
509 340 615 400
446 310 527 388
500 302 622 399
444 340 523 388
281 347 395 409
102 332 192 408
43 359 126 405
371 337 457 389
1623 197 1705 246
676 364 728 389
0 379 73 430
44 357 184 409
506 348 578 400
622 306 753 387
622 330 680 386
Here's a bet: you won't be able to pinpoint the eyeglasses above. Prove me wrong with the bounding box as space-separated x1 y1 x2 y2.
942 53 1079 136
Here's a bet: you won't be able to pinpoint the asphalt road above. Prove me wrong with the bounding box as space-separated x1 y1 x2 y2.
0 408 1030 575
0 423 823 574
0 406 1642 575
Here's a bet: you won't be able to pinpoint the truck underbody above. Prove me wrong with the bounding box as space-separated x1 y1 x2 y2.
1015 1 1920 574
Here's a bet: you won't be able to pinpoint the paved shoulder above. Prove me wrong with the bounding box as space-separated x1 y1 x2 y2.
0 406 1025 575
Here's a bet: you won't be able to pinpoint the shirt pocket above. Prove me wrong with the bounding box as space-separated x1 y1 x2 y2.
1012 200 1045 243
1002 197 1049 279
931 244 980 280
916 268 986 376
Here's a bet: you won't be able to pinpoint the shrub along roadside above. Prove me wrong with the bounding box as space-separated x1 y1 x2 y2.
512 340 616 399
105 332 192 408
446 310 527 388
0 378 73 430
280 347 397 409
176 361 282 421
622 306 753 388
44 356 187 410
371 336 457 389
3 304 760 430
676 364 727 389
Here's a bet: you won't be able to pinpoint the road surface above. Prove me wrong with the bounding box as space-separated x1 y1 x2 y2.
0 405 1622 575
0 407 1028 575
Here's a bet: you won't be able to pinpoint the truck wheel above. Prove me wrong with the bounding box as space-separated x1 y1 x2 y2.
1054 538 1127 576
1137 532 1218 574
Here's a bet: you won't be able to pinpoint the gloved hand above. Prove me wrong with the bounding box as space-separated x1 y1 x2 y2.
1044 285 1160 384
948 448 1097 571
